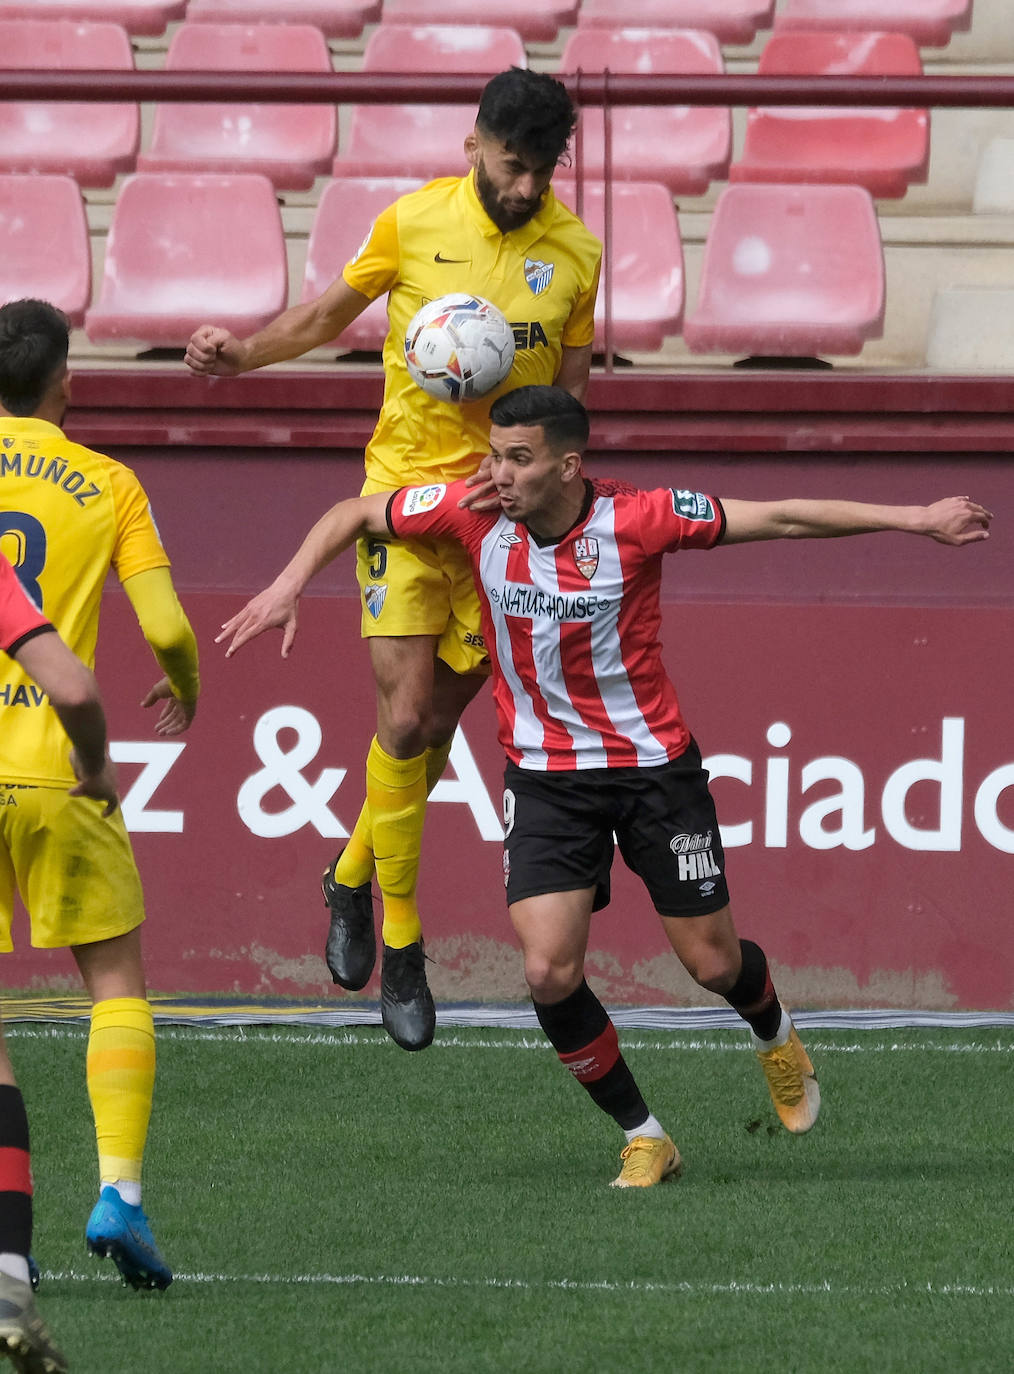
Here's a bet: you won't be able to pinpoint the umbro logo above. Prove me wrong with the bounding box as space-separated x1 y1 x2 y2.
434 252 470 264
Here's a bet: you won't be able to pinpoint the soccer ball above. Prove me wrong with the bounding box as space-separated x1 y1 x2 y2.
404 294 515 403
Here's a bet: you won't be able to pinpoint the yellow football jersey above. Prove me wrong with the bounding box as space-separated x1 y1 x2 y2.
343 172 602 488
0 417 170 785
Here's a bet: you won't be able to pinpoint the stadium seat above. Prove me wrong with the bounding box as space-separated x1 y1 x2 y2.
137 23 336 191
775 0 972 49
380 0 576 43
85 174 288 347
335 25 527 180
0 19 138 188
683 183 885 358
0 176 91 327
302 177 424 352
0 0 184 36
730 31 929 200
554 181 684 351
559 29 730 196
576 0 775 46
184 0 381 37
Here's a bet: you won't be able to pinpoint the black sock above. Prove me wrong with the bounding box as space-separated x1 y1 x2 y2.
0 1085 32 1261
533 980 650 1131
724 939 784 1042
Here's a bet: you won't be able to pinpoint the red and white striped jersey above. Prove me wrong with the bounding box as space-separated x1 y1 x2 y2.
388 477 725 771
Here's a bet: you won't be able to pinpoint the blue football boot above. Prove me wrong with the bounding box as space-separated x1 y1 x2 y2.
85 1187 173 1291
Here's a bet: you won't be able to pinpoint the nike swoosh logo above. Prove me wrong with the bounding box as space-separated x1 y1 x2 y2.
434 253 470 264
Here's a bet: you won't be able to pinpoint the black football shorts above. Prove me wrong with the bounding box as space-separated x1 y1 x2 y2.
502 740 730 918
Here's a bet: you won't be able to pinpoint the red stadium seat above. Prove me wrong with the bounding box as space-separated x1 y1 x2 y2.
381 0 576 44
0 19 138 188
86 174 288 347
0 175 91 327
137 23 336 191
334 25 527 180
185 0 381 38
559 29 731 196
775 0 972 49
683 183 885 358
302 177 424 352
0 0 184 37
577 0 775 46
554 181 684 351
730 31 928 200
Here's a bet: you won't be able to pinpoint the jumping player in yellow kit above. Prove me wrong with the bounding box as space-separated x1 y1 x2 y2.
185 68 602 1051
0 299 200 1293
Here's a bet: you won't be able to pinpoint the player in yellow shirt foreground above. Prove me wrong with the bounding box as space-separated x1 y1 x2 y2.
186 68 602 1051
0 299 200 1292
0 554 118 1374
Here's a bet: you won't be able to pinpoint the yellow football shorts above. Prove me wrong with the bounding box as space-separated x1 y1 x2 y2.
356 480 490 678
0 784 145 950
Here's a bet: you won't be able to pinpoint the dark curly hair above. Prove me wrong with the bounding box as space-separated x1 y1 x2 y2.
476 68 577 167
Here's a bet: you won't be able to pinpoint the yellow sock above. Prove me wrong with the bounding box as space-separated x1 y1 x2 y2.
334 804 375 888
335 739 453 893
366 738 426 950
87 997 155 1188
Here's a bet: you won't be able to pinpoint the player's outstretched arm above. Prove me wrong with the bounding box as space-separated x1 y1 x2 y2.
720 496 992 546
184 277 372 377
217 492 393 658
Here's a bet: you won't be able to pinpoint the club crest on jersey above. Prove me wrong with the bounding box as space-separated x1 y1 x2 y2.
401 484 446 517
524 258 555 295
670 489 714 522
363 583 387 620
1 438 12 448
573 537 599 581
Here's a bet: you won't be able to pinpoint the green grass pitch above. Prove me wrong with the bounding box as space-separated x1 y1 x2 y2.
8 1022 1013 1374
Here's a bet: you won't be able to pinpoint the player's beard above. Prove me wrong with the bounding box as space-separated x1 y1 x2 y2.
474 156 544 234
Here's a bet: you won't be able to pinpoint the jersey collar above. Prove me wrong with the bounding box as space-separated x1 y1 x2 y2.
0 417 66 439
463 170 560 252
522 479 595 548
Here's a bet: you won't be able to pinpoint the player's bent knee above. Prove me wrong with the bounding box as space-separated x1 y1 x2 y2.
690 955 740 995
523 955 582 1005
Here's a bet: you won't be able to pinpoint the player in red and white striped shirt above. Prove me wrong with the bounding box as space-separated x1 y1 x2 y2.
219 386 991 1187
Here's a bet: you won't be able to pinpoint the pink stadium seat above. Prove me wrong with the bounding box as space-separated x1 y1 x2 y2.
0 19 138 187
577 0 775 45
185 0 381 38
0 176 91 327
730 32 928 200
302 178 424 352
335 25 527 180
554 181 684 351
381 0 576 44
559 29 730 196
86 174 288 347
137 24 336 191
775 0 972 48
684 184 885 358
0 0 184 37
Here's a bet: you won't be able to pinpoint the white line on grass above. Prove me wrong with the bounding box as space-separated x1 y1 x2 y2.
40 1268 1014 1299
6 1025 1014 1054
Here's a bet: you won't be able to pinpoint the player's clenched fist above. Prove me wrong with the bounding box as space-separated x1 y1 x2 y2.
184 324 245 377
